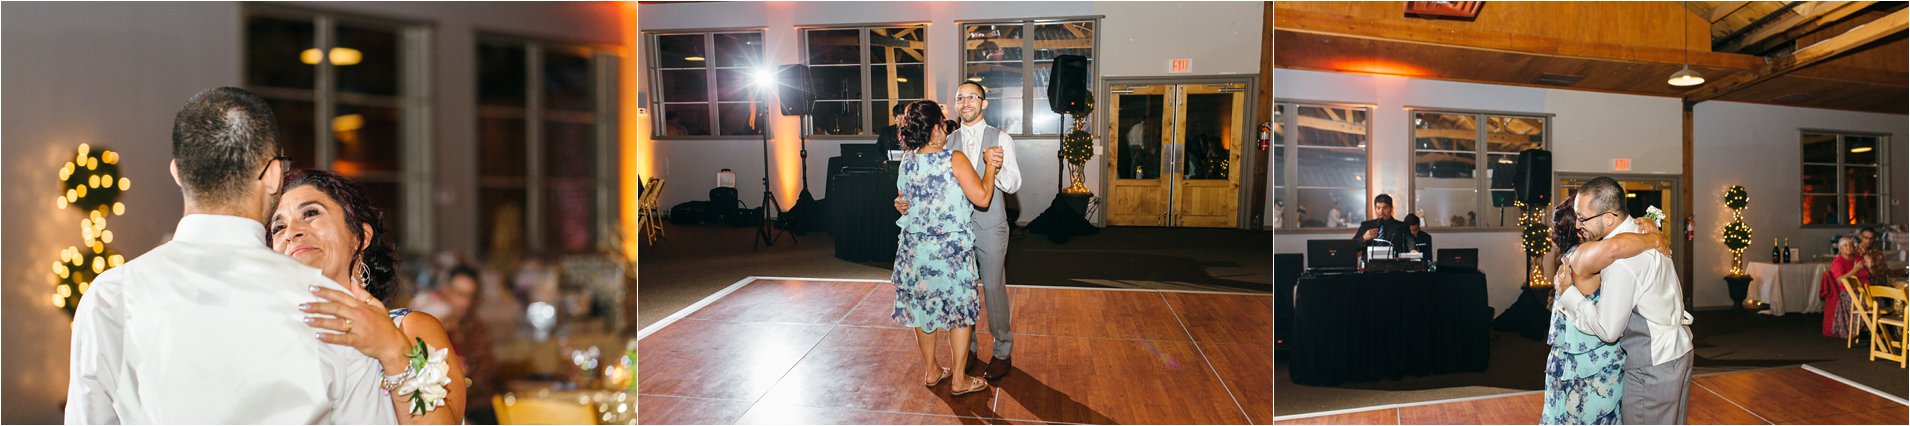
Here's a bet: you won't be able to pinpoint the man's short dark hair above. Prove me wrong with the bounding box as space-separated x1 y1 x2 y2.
1373 193 1393 206
892 102 907 116
172 87 281 207
1860 226 1878 236
1403 214 1420 226
958 81 988 100
1580 176 1627 216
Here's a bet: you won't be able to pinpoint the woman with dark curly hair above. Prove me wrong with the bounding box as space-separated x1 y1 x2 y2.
891 100 1002 397
1539 193 1671 424
271 169 467 424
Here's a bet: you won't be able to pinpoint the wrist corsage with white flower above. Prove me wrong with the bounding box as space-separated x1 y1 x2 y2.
381 337 452 415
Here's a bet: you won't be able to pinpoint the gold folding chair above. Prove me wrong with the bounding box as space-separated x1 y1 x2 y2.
1868 285 1907 368
1841 275 1873 349
494 393 598 425
639 178 666 245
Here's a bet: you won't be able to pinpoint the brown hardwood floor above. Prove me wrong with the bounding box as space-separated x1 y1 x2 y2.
639 278 1274 425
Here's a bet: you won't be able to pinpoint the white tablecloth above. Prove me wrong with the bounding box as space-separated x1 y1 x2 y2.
1745 261 1828 316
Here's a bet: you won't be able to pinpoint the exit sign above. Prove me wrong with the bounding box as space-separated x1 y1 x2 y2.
1613 158 1632 171
1169 59 1193 74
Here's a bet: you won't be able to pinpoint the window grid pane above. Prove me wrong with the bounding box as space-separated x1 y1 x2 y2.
1290 103 1368 229
1801 132 1888 226
1412 111 1545 228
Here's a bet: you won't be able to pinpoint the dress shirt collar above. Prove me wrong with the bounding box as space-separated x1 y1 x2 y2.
1603 214 1638 240
173 214 269 247
959 119 990 135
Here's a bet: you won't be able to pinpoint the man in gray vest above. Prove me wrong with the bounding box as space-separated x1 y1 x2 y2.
1556 177 1695 424
895 81 1021 381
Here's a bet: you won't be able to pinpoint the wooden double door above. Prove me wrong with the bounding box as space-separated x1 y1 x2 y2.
1105 82 1247 227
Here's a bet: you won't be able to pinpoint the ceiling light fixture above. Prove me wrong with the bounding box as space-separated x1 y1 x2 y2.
1668 2 1705 87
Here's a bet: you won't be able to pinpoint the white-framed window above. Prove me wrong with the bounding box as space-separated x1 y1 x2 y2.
959 18 1096 137
1272 101 1371 230
244 6 430 250
649 29 767 137
800 24 927 137
477 36 618 255
1801 130 1888 226
1408 109 1549 229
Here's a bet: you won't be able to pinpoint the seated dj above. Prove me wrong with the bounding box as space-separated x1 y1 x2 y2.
1402 213 1433 254
1351 193 1412 250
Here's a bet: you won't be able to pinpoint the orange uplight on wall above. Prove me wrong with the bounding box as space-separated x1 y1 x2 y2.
1330 59 1425 78
621 0 641 262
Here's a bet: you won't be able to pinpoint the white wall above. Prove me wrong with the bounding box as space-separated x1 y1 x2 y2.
636 1 1266 225
1272 69 1685 314
1 3 627 423
1691 101 1908 309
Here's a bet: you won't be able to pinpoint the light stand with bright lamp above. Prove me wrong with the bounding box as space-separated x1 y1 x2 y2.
1669 1 1706 87
752 69 794 250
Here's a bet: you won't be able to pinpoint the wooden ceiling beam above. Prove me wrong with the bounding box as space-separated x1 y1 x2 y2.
1722 1 1878 54
1274 7 1761 69
1707 1 1753 23
1687 7 1908 104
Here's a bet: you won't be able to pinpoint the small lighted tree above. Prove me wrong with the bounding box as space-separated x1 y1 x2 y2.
50 144 131 316
1721 185 1752 276
1518 200 1551 288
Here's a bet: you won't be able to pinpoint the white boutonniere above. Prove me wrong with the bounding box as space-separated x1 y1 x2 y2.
1642 205 1666 229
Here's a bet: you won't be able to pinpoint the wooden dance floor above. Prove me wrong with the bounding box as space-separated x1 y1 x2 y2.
638 277 1273 424
1273 366 1909 425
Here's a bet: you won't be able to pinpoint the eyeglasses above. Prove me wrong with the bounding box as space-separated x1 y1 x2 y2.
1578 211 1621 228
257 154 289 180
954 94 984 103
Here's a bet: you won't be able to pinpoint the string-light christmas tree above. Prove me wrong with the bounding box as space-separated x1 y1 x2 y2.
1517 200 1551 288
50 143 130 316
1722 185 1752 276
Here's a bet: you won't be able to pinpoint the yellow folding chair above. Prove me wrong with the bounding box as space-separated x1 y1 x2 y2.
494 393 598 425
1867 285 1906 368
1840 275 1873 349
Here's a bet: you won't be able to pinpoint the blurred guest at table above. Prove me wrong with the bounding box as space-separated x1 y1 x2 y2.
1402 213 1432 255
273 169 467 423
415 265 501 425
1822 235 1874 339
1857 226 1889 283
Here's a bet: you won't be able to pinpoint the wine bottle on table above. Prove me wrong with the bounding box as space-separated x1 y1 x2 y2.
1783 238 1793 263
1772 238 1781 263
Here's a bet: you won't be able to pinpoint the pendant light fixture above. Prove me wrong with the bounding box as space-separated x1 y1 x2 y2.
1669 1 1706 86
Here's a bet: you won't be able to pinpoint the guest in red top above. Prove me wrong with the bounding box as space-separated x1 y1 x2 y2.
1824 235 1874 338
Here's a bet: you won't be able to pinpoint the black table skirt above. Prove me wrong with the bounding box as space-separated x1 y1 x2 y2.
828 170 901 263
1289 269 1491 386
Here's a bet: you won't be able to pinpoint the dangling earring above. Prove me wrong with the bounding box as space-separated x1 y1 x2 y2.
356 259 371 289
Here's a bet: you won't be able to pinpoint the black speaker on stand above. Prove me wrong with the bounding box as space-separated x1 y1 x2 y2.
776 64 823 235
1496 148 1552 338
1027 55 1100 243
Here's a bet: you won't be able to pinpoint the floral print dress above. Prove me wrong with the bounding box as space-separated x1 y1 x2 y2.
1541 250 1626 425
890 149 982 332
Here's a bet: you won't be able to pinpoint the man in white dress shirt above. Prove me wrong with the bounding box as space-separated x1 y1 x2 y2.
1556 176 1695 424
66 87 396 424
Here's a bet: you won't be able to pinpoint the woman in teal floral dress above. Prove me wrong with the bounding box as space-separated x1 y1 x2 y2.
891 100 1002 397
1542 194 1672 424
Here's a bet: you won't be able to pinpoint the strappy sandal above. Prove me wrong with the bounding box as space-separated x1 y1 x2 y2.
922 367 951 388
950 376 990 396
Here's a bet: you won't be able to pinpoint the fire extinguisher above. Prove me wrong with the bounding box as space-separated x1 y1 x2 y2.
1258 122 1272 152
1685 215 1694 241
